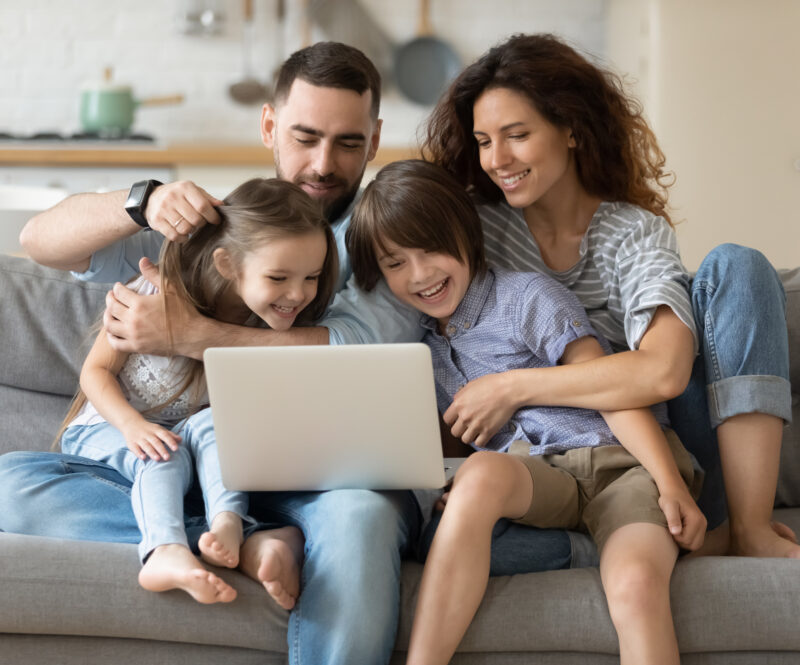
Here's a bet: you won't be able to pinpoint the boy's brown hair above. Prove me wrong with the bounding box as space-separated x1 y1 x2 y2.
347 159 486 292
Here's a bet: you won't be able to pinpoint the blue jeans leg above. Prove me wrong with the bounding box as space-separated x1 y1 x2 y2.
0 449 209 547
248 489 419 665
417 512 579 574
181 408 249 525
60 422 196 561
0 450 141 543
668 243 792 528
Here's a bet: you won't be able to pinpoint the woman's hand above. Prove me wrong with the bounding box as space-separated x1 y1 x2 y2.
122 419 181 462
443 372 518 447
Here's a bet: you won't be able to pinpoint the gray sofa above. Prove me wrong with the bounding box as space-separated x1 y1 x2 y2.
1 252 800 665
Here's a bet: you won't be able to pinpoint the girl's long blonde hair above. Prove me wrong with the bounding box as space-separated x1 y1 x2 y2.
53 178 338 447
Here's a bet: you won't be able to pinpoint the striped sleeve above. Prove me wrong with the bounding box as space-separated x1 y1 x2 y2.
614 212 698 353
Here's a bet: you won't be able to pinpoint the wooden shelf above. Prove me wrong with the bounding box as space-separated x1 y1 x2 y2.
0 144 420 168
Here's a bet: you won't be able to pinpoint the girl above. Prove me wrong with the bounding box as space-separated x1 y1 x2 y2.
55 178 337 604
423 33 797 559
348 159 705 665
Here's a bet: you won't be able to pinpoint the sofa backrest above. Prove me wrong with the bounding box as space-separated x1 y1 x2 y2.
0 254 108 453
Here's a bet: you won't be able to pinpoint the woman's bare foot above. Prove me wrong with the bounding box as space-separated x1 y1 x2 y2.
239 526 304 610
139 544 237 604
199 511 243 568
729 522 800 559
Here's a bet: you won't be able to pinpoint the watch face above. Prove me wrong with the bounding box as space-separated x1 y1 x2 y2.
126 182 148 208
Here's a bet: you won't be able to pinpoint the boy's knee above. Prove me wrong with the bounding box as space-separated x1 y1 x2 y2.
604 559 669 617
453 451 516 504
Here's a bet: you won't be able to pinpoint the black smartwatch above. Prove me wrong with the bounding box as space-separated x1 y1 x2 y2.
124 179 163 229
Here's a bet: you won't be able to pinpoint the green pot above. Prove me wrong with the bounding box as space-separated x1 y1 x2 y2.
79 83 184 136
79 84 136 135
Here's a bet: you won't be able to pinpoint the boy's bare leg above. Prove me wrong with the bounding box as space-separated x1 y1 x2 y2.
139 543 237 604
239 526 304 610
600 523 680 665
718 413 800 558
406 452 533 665
199 511 244 568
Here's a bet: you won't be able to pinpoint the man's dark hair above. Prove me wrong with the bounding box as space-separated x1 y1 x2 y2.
274 42 381 119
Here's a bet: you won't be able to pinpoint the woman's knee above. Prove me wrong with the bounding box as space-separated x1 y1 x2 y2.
699 244 780 291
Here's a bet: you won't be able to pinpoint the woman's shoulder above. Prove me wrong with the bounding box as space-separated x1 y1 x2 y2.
592 202 678 254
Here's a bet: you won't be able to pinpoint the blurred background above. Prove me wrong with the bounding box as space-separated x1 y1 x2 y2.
1 0 798 270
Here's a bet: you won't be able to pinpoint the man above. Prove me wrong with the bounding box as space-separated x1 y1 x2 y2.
3 42 588 665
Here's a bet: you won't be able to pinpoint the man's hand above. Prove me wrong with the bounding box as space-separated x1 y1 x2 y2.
658 486 707 551
145 180 223 242
104 258 202 356
443 372 518 447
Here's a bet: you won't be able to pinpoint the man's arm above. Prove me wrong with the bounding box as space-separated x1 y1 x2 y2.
103 259 423 358
20 182 223 273
21 190 135 272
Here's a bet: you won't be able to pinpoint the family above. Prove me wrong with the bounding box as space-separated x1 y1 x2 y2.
1 34 795 665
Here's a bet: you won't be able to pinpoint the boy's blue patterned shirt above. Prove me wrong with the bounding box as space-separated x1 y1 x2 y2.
421 268 629 456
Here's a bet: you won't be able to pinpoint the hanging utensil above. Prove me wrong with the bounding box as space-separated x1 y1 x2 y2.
228 0 271 105
394 0 460 106
309 0 395 83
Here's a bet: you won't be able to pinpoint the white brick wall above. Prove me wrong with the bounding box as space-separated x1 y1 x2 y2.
3 0 606 145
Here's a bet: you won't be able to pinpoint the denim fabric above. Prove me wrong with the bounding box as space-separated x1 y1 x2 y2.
417 511 576 576
247 488 419 665
668 244 792 528
59 408 249 562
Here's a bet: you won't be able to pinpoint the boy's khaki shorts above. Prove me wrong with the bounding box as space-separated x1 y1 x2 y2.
508 429 702 552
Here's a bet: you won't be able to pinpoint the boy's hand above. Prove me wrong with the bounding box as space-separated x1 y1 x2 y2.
122 420 182 462
443 373 517 447
658 486 707 551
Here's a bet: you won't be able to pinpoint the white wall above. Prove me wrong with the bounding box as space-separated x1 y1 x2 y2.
2 0 606 147
606 0 800 270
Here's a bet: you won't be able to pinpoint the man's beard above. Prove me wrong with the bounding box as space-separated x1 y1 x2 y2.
275 154 364 222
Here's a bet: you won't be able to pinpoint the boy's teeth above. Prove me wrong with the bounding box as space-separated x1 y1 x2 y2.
502 170 529 185
420 279 447 297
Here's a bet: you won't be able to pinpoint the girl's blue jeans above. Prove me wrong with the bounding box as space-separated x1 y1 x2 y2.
667 244 792 528
59 407 250 562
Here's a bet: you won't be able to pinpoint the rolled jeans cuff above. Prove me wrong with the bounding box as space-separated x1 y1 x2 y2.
568 530 599 569
706 374 793 428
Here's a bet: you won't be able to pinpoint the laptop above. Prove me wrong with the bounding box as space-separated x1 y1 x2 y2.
203 343 451 491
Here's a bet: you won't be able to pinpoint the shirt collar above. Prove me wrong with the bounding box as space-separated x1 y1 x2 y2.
420 269 495 336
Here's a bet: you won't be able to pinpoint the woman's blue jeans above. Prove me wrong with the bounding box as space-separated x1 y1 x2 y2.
667 244 792 528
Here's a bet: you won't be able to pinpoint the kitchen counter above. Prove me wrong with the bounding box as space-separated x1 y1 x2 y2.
0 143 419 167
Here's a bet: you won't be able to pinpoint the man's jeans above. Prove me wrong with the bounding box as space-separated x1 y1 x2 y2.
59 408 249 562
668 244 792 528
0 450 574 665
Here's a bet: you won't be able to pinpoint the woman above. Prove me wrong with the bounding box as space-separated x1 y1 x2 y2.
423 33 796 559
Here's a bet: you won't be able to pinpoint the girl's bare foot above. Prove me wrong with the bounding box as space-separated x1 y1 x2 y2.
239 526 304 610
139 544 237 604
199 511 244 568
